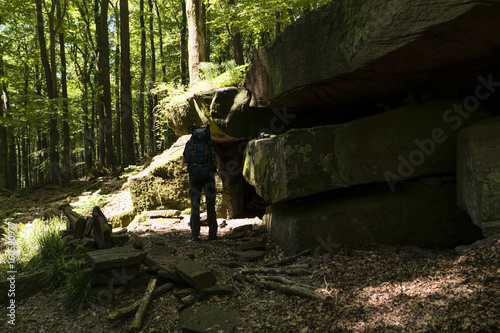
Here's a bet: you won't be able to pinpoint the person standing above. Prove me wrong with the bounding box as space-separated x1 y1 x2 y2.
182 124 218 241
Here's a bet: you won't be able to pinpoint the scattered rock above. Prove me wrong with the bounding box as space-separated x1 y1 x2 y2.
179 306 240 333
85 247 146 271
88 264 141 286
174 261 217 291
111 234 129 247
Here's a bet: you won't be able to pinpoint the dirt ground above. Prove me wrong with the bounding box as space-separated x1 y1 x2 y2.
1 178 500 332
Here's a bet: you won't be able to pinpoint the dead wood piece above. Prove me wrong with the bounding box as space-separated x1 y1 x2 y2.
108 283 174 320
259 275 317 290
264 249 312 267
239 267 311 276
129 278 157 332
257 280 332 303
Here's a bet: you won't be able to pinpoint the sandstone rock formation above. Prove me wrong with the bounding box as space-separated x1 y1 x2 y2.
457 116 500 236
245 0 500 109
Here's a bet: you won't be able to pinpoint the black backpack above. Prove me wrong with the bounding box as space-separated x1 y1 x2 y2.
184 124 218 179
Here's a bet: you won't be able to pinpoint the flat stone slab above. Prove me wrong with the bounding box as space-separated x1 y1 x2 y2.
174 261 216 291
265 182 483 255
85 247 145 271
179 306 240 333
243 101 490 203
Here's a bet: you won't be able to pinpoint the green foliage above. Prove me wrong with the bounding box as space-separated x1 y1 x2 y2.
69 189 113 216
44 256 68 289
157 60 248 111
59 259 92 311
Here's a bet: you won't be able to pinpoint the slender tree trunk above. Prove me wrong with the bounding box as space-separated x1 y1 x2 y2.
180 1 188 85
59 11 71 184
114 5 122 165
0 63 7 190
139 0 146 157
154 0 167 82
37 0 62 185
148 0 157 155
96 0 116 168
121 0 135 167
186 0 205 84
226 0 244 65
2 83 17 190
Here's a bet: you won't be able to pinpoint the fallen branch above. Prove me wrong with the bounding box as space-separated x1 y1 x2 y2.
108 283 174 320
129 278 157 332
239 267 311 276
264 249 312 267
259 275 317 290
257 279 332 302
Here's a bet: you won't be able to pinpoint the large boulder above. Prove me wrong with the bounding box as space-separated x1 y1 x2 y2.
264 182 482 255
457 117 500 236
245 0 500 109
243 100 491 203
164 87 273 140
129 136 191 212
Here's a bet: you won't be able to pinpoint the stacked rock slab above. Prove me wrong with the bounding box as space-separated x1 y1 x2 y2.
265 182 482 255
457 117 500 236
245 0 500 108
244 101 491 203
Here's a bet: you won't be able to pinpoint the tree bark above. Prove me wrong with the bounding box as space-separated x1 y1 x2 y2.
59 4 71 183
96 0 116 168
186 0 205 84
139 0 146 157
113 4 122 165
226 0 244 65
148 0 157 155
180 1 188 85
120 0 136 167
154 0 167 82
0 57 8 190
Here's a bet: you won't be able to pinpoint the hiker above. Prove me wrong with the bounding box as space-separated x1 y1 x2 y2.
182 124 219 241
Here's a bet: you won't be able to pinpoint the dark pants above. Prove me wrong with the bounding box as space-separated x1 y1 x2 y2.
189 176 217 239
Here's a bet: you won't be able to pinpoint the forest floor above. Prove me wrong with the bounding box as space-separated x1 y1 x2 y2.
1 174 500 332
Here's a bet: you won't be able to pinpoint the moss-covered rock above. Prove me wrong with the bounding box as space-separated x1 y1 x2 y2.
164 87 273 140
129 136 191 212
108 209 136 228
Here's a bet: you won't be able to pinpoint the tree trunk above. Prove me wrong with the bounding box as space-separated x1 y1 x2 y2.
37 0 62 185
2 83 17 190
114 5 122 165
59 6 71 183
154 0 167 82
0 59 7 189
120 0 135 167
186 0 205 84
148 0 157 155
180 1 188 85
226 0 244 65
96 0 116 168
139 0 146 157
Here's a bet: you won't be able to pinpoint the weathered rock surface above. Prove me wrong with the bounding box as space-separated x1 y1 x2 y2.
88 264 141 285
264 182 482 255
85 247 146 271
174 261 217 291
129 136 191 212
457 116 500 236
244 101 491 203
164 87 273 140
245 0 500 109
179 306 240 333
